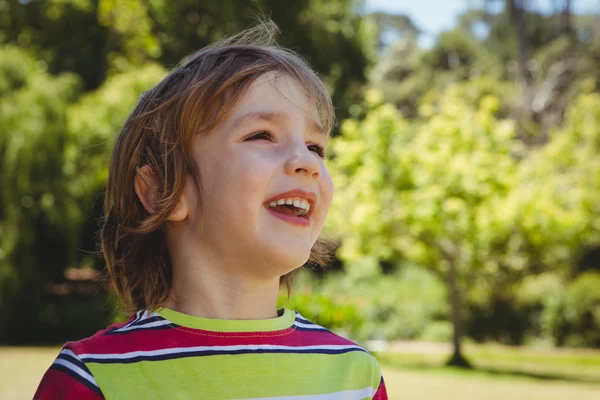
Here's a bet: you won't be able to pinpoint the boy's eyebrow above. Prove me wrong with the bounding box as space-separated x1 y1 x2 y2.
230 111 326 136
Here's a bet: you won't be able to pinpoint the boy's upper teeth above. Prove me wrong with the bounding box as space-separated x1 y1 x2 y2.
268 197 311 211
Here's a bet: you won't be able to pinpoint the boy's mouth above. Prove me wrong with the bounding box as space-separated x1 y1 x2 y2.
264 190 316 226
267 197 311 217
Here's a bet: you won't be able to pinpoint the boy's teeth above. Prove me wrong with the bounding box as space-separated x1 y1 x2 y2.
267 197 312 213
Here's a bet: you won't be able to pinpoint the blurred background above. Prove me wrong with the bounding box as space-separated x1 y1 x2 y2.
1 0 600 398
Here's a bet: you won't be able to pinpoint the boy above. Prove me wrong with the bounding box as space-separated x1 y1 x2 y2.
35 21 388 399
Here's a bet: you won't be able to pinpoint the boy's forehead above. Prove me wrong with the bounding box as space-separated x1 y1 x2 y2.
228 110 326 136
225 72 324 133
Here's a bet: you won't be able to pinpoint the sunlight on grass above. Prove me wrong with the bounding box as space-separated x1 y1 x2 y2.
382 368 600 400
376 343 600 400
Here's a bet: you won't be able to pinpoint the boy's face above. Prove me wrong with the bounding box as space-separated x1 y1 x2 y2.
183 72 333 279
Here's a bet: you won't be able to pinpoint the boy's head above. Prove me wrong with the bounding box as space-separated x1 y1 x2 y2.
101 21 335 312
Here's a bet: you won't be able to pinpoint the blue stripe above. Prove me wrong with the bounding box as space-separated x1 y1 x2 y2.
57 352 93 375
82 347 367 364
104 324 174 335
295 317 316 325
125 311 144 327
128 315 167 327
103 311 143 335
293 325 330 332
50 364 104 397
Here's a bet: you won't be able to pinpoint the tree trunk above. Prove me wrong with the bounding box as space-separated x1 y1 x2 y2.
560 0 573 38
508 0 532 87
446 258 472 368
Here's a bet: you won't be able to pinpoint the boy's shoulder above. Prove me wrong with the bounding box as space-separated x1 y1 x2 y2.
64 310 166 355
292 311 361 346
293 312 383 392
292 312 381 361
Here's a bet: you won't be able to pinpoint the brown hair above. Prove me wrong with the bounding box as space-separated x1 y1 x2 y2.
100 21 335 313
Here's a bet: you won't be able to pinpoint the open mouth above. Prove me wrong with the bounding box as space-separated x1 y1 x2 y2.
265 196 314 225
267 198 311 217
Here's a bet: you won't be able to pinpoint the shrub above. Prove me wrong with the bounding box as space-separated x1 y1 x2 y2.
278 291 364 337
542 272 600 347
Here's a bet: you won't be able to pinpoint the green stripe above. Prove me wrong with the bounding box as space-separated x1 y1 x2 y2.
155 307 294 332
88 352 380 399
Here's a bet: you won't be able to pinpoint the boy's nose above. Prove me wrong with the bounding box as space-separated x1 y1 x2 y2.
284 143 320 179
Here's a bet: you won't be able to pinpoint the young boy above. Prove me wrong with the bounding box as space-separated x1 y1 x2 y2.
35 22 388 399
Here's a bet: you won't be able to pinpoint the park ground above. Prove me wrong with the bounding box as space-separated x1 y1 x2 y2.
1 342 599 399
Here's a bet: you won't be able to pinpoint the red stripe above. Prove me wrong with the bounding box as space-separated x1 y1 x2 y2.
68 324 360 355
372 377 389 400
34 368 104 400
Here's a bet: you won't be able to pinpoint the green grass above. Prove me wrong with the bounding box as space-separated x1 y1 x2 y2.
2 344 600 399
375 342 600 400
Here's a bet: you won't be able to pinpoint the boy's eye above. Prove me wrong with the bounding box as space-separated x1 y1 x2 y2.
245 130 273 141
308 144 326 158
244 131 325 158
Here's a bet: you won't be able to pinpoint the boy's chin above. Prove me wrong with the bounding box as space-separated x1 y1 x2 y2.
262 246 311 276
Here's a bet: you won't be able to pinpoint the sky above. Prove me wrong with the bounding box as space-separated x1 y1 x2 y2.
366 0 600 47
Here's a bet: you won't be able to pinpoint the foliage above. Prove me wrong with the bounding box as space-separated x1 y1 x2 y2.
323 266 448 341
0 0 372 121
541 272 600 348
278 291 364 336
371 28 505 118
2 0 600 349
327 82 600 352
0 44 165 343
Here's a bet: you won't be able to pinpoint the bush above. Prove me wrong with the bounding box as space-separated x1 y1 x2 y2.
314 265 448 341
420 321 453 343
465 295 536 345
278 291 364 337
542 272 600 347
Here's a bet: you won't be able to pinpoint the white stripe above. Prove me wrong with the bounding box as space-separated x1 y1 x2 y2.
294 321 328 330
113 311 163 332
53 353 98 387
61 348 79 359
133 310 145 322
113 310 145 332
114 319 172 332
294 312 313 322
126 310 144 326
79 344 363 361
233 386 377 400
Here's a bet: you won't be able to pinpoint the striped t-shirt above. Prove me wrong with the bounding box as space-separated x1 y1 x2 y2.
35 307 388 399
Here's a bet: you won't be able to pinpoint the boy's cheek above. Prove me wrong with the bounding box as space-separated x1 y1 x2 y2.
321 171 334 203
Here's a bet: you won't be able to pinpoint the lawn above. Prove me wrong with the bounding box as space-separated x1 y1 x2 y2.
377 341 600 399
2 343 600 399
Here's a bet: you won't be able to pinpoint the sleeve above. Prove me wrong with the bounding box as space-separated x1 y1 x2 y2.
34 346 104 400
372 376 388 399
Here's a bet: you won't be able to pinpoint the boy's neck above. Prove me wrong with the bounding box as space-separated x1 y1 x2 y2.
162 267 281 321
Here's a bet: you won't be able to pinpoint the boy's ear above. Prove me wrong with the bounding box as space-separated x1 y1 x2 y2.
167 189 189 222
134 165 159 214
134 165 189 221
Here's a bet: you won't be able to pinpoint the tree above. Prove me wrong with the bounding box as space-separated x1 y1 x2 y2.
1 0 372 122
0 0 372 343
367 12 419 53
0 45 84 341
371 26 504 118
0 44 166 343
328 85 519 366
328 80 600 364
